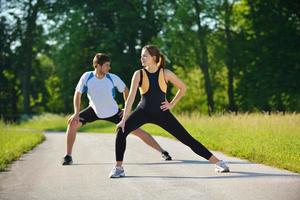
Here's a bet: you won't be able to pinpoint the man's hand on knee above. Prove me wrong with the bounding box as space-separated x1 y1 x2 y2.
68 113 80 125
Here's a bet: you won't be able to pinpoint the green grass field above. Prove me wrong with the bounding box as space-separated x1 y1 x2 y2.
175 113 300 173
0 121 45 171
1 113 299 173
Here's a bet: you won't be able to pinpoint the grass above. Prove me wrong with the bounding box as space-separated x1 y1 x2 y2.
174 113 300 173
18 113 118 133
133 113 300 173
18 113 68 131
1 112 299 173
0 121 45 171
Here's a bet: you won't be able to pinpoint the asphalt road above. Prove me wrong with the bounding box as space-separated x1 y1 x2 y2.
0 132 299 200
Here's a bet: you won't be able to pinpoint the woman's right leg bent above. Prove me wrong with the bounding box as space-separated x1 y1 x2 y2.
116 108 148 161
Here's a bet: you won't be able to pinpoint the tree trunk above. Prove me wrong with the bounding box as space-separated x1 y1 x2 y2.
193 0 214 115
20 0 42 115
11 76 19 121
247 0 272 113
224 0 237 113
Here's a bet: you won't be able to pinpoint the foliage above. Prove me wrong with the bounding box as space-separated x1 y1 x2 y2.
1 0 300 120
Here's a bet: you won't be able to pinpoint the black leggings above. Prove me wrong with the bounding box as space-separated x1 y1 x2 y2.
115 107 213 161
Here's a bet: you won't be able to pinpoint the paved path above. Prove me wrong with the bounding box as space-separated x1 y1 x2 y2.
0 132 299 200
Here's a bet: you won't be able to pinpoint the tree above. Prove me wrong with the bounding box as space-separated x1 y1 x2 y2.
19 0 44 115
236 0 300 112
154 0 217 114
223 0 238 112
193 0 215 115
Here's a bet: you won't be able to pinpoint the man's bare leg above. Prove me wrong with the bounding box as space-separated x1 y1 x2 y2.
66 121 82 155
131 128 166 153
63 120 82 165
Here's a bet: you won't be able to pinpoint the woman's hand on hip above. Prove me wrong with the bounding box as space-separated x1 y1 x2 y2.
160 100 174 111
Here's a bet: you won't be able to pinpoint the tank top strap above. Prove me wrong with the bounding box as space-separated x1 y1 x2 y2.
158 68 167 93
139 69 149 95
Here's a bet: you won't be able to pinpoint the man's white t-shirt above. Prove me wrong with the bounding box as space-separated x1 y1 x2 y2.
76 71 126 118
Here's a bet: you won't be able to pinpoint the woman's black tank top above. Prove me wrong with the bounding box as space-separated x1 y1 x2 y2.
138 68 166 112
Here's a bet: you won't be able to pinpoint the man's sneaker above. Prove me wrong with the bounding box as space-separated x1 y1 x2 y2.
109 166 125 178
215 160 230 173
161 151 172 161
62 155 73 165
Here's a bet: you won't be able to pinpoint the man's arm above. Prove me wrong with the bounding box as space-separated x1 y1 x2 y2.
73 91 82 114
68 91 82 124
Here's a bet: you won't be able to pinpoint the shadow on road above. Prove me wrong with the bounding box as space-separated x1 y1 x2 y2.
122 171 300 180
70 160 251 166
68 160 300 180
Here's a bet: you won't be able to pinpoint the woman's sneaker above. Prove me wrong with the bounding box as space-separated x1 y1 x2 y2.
215 160 230 173
161 151 172 161
109 166 125 178
62 155 73 165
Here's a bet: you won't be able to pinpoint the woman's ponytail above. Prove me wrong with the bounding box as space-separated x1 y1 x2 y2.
157 54 166 68
143 45 166 68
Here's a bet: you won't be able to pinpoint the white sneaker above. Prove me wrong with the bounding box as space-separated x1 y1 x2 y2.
215 160 230 173
109 166 125 178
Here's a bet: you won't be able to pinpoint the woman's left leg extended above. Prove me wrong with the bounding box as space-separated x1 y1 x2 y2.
152 111 230 172
153 110 212 160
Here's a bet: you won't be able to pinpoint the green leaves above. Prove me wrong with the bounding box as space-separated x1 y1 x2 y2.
1 0 300 120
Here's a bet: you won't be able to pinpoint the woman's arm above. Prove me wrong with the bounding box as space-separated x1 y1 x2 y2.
122 86 129 101
117 70 140 131
160 69 187 111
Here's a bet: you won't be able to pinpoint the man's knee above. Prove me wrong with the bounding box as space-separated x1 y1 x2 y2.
69 121 82 130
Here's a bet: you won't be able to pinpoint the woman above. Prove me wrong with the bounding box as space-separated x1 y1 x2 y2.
109 45 229 178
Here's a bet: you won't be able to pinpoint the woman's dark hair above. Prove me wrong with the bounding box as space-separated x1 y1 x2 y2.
93 53 110 68
142 45 166 68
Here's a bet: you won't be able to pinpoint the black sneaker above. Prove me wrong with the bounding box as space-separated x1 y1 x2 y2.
62 155 73 165
161 151 172 161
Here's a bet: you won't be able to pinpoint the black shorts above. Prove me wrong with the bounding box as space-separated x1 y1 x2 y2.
79 107 122 125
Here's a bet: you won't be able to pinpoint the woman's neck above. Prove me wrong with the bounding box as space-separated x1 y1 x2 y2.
145 64 158 73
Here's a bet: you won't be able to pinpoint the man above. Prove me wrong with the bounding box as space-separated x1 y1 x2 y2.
62 53 172 165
